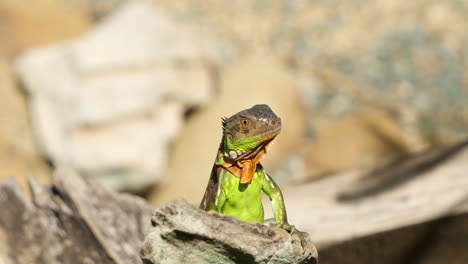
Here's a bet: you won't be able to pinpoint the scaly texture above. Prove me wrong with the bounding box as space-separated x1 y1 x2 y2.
141 199 318 264
200 104 291 228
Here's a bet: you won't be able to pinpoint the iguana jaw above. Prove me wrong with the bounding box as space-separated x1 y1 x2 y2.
221 125 280 184
220 136 277 183
223 126 280 161
238 136 277 183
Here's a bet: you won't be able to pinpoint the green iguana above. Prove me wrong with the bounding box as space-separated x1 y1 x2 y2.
200 104 293 231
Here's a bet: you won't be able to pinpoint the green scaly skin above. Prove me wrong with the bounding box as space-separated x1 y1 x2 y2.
200 104 294 231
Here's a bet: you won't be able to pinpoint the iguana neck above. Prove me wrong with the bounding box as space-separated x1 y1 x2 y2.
216 135 276 183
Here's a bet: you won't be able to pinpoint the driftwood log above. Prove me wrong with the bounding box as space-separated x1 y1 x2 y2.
320 212 468 264
280 141 468 245
278 141 468 263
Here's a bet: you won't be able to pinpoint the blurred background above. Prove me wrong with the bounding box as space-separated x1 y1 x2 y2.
1 0 467 263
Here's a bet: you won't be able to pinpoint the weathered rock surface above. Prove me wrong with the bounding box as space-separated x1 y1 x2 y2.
15 0 216 191
149 52 306 205
141 198 318 264
0 168 153 264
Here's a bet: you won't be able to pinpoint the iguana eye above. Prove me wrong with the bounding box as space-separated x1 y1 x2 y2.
270 120 277 126
240 119 250 126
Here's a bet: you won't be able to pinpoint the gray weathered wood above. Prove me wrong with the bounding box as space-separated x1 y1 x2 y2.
280 142 468 245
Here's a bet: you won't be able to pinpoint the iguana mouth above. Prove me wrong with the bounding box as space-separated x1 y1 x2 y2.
238 135 277 160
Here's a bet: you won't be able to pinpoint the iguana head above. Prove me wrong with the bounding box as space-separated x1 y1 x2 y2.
220 104 281 183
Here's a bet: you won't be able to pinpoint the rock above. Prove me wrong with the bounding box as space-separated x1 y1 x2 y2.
149 52 306 205
15 1 216 191
140 198 318 264
0 59 51 191
0 168 153 264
